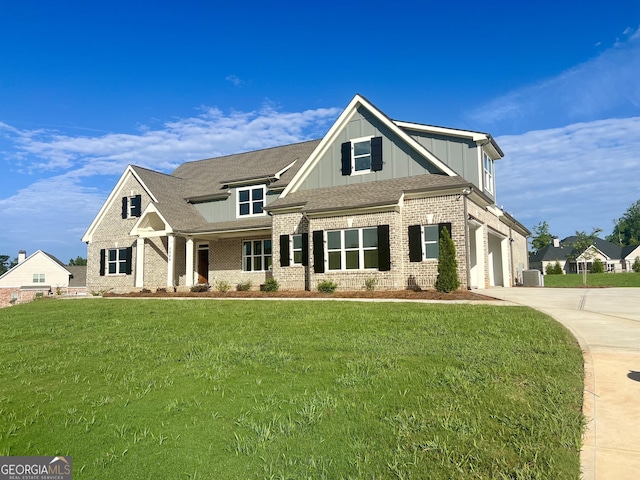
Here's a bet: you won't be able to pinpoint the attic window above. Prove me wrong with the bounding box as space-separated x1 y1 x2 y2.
237 185 266 217
32 273 45 283
341 136 383 176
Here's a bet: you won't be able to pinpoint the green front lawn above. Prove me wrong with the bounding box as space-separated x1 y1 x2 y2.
544 272 640 287
0 299 584 479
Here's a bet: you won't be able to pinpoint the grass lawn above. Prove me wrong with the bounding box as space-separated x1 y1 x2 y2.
0 299 584 479
544 272 640 288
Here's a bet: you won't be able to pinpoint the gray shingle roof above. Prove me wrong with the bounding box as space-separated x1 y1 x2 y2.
267 174 471 213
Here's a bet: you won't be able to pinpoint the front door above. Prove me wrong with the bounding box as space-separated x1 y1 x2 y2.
197 246 209 284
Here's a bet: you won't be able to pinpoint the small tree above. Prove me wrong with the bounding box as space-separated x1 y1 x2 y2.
68 256 87 266
590 258 605 273
530 221 553 254
435 226 459 292
632 257 640 273
570 228 602 286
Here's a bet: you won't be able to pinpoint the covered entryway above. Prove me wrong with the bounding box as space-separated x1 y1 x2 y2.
487 229 509 287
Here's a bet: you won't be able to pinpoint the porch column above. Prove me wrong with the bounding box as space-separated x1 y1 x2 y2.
167 234 175 288
185 238 194 287
135 237 145 288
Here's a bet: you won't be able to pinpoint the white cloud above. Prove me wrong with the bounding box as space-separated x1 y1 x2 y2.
469 26 640 131
0 103 341 259
497 116 640 238
225 74 245 86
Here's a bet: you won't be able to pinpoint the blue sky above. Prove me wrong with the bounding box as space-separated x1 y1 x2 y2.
1 0 640 262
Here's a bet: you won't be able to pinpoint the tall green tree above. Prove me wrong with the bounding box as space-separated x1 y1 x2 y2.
435 226 460 292
530 221 553 253
68 256 87 266
607 199 640 246
0 255 17 276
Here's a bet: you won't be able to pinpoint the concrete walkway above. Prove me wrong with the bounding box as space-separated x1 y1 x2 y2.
484 287 640 480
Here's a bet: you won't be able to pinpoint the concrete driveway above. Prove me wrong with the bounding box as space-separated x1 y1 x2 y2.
485 287 640 480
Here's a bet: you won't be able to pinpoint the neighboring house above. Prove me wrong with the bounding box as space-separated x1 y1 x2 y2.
82 94 530 293
530 237 640 274
0 250 87 307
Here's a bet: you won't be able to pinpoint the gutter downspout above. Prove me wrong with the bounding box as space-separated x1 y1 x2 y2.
463 192 471 290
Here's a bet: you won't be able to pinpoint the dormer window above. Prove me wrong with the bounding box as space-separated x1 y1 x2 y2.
237 185 266 217
341 136 383 176
483 152 494 194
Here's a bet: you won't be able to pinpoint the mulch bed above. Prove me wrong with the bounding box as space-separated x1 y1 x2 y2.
103 289 498 301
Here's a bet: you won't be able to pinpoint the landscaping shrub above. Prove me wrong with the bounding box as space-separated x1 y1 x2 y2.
633 257 640 273
214 280 231 293
590 258 605 274
317 280 338 293
546 261 563 275
262 277 280 292
236 280 252 291
435 226 460 292
364 278 377 291
190 284 209 293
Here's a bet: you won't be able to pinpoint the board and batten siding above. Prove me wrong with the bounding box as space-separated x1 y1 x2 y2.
192 188 279 223
298 107 461 192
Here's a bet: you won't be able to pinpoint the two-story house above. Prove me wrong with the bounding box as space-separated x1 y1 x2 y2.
82 95 530 293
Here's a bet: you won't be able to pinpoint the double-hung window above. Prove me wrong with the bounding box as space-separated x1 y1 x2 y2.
408 223 452 262
32 273 45 283
341 137 383 176
122 195 142 219
243 239 272 271
483 152 494 194
237 186 266 217
423 225 440 259
292 234 304 265
327 227 378 271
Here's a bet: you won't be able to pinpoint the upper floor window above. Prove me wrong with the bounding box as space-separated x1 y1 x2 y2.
341 136 383 176
32 273 45 283
122 195 142 219
483 152 494 194
237 186 266 217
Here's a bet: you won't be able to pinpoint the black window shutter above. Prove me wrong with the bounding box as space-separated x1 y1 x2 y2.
312 230 325 273
341 142 352 176
279 235 290 267
301 233 309 266
371 136 383 172
121 197 128 219
125 247 133 275
438 223 452 240
99 249 106 276
408 225 423 262
377 224 391 271
131 195 142 217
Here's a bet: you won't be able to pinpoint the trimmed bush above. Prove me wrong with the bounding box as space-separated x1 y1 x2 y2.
435 226 460 293
317 280 338 294
546 261 563 275
236 280 252 291
190 284 209 293
262 277 280 292
364 278 377 291
590 258 605 274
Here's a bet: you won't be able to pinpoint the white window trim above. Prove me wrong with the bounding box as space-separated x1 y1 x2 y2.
107 248 128 276
242 239 273 272
32 273 46 283
423 225 440 260
236 185 267 218
326 227 378 271
350 136 374 176
483 152 494 194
